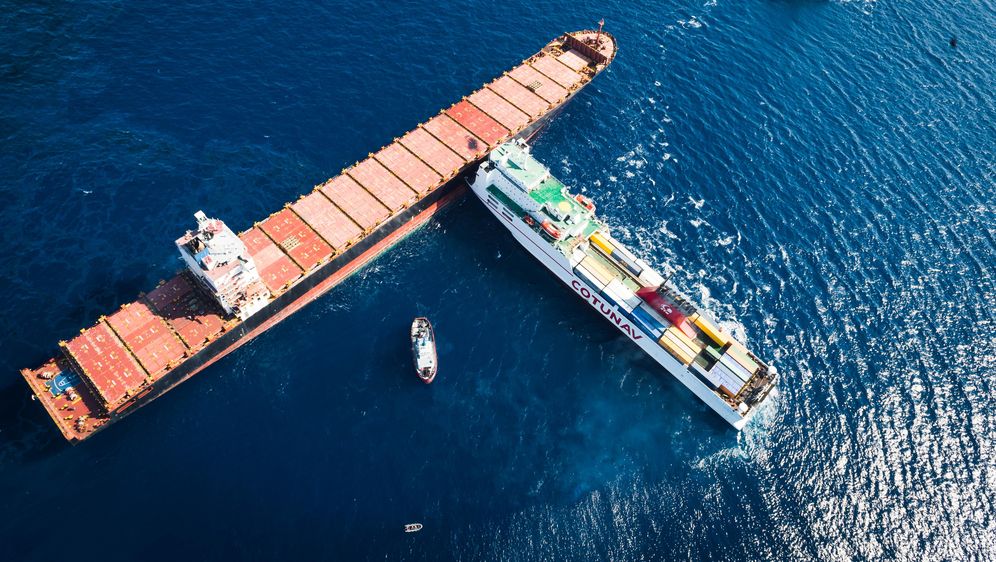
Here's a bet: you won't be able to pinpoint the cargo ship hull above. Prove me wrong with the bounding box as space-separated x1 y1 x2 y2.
22 31 618 442
95 173 468 433
108 113 566 431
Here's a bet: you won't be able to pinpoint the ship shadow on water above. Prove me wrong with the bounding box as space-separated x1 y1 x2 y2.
62 269 165 335
627 351 737 434
0 382 70 462
12 267 160 375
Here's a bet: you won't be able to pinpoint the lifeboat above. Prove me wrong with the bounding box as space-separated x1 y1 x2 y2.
540 220 562 240
523 215 536 227
574 194 595 211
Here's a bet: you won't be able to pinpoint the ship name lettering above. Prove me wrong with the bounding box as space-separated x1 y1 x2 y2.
570 279 643 341
578 284 592 299
607 309 622 325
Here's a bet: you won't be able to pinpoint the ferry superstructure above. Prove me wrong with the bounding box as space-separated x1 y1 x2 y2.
21 30 617 442
469 141 777 428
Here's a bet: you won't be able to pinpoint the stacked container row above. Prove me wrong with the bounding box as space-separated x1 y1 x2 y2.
574 263 606 292
589 233 642 277
579 256 615 287
658 326 703 366
601 278 636 312
724 341 760 374
707 360 745 397
628 305 666 339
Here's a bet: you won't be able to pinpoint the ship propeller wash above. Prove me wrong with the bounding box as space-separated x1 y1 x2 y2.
21 30 617 442
469 141 777 428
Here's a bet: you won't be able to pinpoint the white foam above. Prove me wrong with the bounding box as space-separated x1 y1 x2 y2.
678 17 703 29
658 220 680 241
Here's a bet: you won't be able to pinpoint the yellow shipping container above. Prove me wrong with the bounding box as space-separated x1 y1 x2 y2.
661 330 697 358
589 232 614 255
667 326 703 356
693 315 729 347
658 334 694 365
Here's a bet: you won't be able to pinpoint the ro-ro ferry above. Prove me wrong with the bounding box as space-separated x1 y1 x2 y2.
469 141 777 428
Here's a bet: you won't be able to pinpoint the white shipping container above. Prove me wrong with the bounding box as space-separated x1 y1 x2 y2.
611 279 642 310
711 361 743 390
574 264 606 292
692 363 722 388
637 262 665 287
608 237 640 263
713 364 744 394
606 278 640 308
721 354 753 383
723 375 744 395
662 331 697 359
600 283 634 312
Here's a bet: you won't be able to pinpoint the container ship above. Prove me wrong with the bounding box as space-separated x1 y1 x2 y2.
469 141 777 428
21 30 617 442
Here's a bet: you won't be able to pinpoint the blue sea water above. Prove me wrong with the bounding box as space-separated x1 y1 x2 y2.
1 0 994 559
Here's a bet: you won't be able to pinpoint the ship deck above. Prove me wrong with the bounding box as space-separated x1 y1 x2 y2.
577 232 776 404
528 177 585 220
488 141 598 242
22 30 618 441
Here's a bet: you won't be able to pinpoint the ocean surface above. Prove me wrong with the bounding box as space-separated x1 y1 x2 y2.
1 1 994 560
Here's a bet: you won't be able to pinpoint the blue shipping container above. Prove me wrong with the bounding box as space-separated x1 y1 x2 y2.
631 306 666 334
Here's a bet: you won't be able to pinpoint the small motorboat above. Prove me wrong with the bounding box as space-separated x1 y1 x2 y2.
404 523 423 533
410 317 437 383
